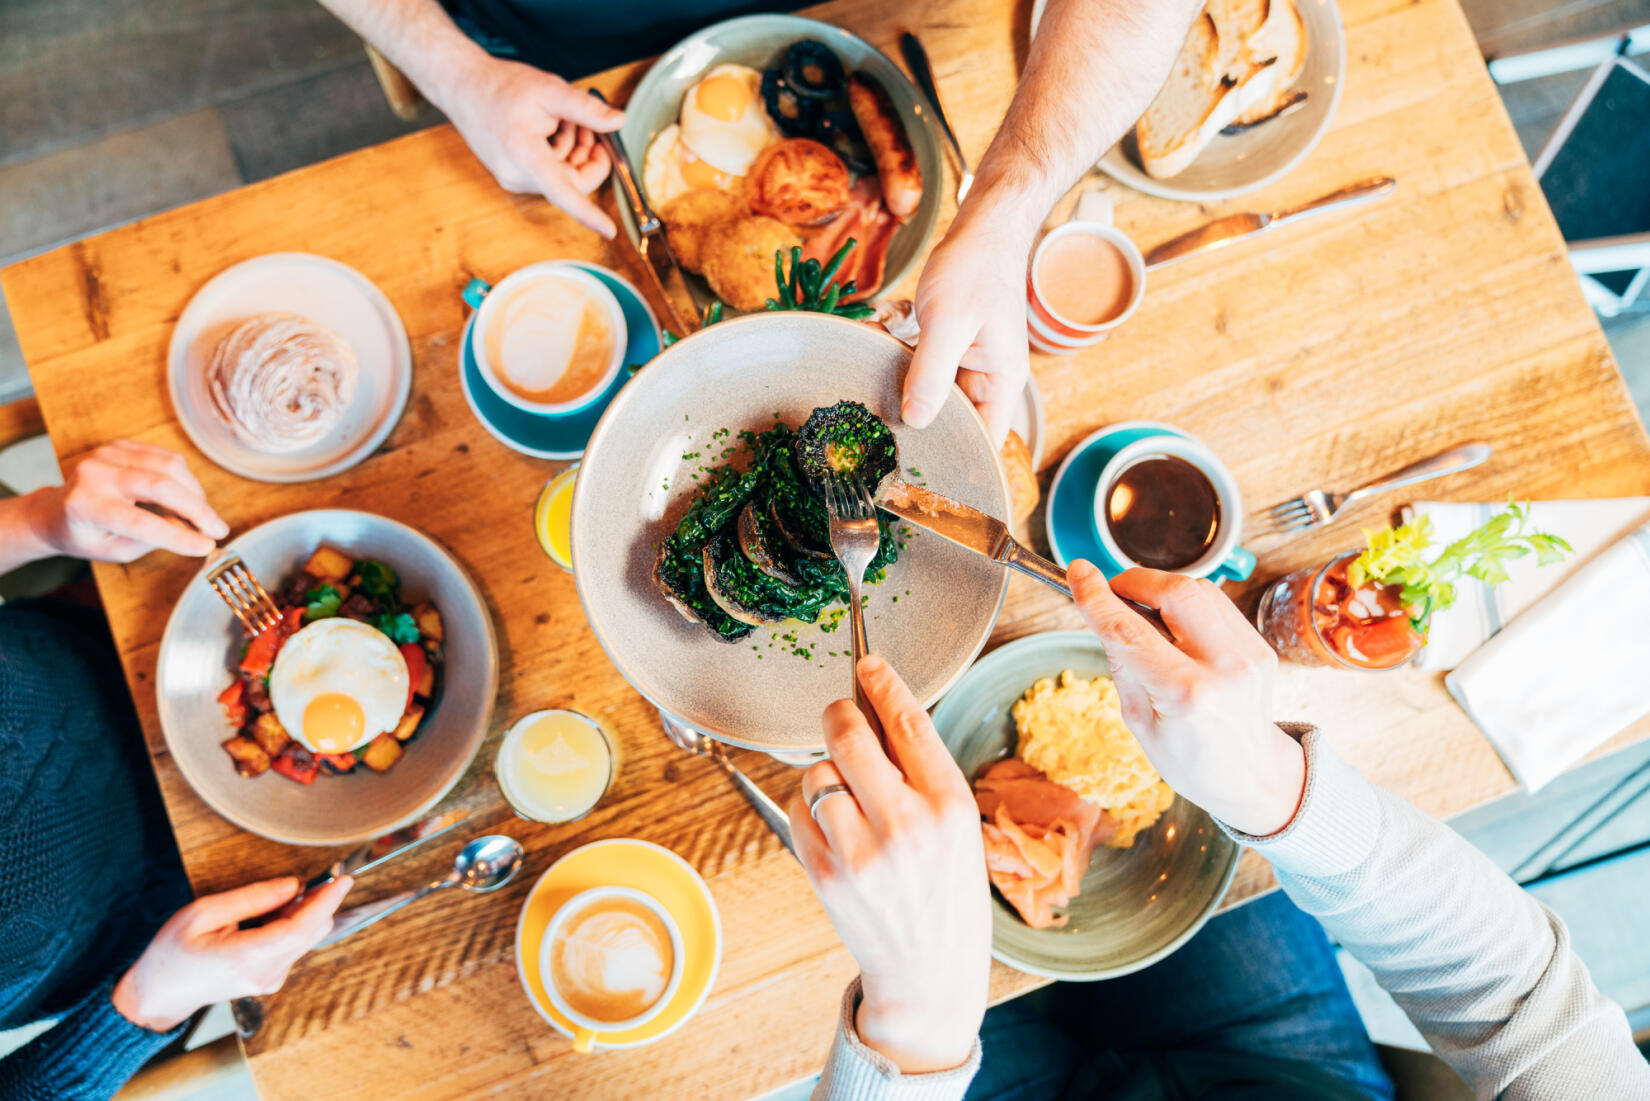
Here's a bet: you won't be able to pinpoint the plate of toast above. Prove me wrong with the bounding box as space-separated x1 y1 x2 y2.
1032 0 1345 202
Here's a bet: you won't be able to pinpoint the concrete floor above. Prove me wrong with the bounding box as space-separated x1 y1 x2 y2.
2 1 1649 1098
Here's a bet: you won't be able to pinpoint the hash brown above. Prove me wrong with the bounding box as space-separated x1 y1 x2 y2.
702 216 802 311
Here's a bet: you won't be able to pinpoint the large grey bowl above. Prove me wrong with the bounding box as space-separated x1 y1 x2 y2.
615 13 943 307
571 312 1009 752
156 510 498 846
932 629 1240 980
1032 0 1346 202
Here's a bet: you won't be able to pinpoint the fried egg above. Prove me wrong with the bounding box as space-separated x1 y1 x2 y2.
678 64 780 177
642 123 741 206
269 618 409 755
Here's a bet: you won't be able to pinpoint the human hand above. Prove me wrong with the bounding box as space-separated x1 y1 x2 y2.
789 655 990 1074
902 207 1035 446
1068 560 1306 836
112 876 352 1031
27 440 227 562
439 55 622 237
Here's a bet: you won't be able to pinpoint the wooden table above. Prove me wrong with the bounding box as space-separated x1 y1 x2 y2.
6 0 1650 1096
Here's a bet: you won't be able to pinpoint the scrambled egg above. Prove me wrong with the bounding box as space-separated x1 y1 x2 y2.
1012 670 1174 848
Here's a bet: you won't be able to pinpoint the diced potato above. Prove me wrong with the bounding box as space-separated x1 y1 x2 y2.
304 546 354 582
223 736 271 777
360 732 404 772
414 660 435 699
413 602 443 643
251 712 291 756
393 702 426 741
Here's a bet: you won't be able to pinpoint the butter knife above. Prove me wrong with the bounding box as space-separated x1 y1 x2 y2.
876 480 1174 640
229 807 468 1038
590 91 697 338
899 32 973 202
1143 176 1396 270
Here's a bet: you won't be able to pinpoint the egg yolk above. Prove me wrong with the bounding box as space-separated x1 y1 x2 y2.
694 74 751 122
304 692 366 753
679 153 734 190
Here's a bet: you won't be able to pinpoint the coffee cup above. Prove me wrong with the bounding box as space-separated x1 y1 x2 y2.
1026 190 1146 355
1091 433 1255 582
462 263 628 417
540 885 685 1053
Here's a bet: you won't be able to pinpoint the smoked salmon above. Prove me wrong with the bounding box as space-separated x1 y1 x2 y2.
974 758 1116 929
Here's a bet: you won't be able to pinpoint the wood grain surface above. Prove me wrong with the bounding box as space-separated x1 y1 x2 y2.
5 0 1650 1097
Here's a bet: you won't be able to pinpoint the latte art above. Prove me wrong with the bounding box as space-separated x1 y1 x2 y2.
549 897 675 1024
208 312 358 453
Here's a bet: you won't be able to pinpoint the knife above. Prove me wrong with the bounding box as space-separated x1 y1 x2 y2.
1143 176 1396 270
899 32 974 202
589 90 697 338
875 480 1174 640
230 806 469 1038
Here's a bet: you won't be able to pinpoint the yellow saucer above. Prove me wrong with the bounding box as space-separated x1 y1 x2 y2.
515 838 722 1050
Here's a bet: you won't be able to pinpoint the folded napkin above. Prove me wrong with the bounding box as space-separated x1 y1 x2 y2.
1444 517 1650 791
1408 498 1650 671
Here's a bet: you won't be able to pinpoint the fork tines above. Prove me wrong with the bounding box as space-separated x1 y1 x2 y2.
206 553 283 635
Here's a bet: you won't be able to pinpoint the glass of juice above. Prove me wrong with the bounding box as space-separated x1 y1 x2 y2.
1255 552 1427 670
496 709 615 823
534 465 578 571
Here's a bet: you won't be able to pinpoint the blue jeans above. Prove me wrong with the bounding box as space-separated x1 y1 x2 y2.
967 891 1397 1101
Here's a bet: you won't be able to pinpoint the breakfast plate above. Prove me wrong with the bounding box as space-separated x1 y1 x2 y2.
931 630 1239 981
615 14 944 310
571 311 1009 752
516 838 722 1050
156 509 497 846
457 262 661 461
168 253 412 482
1029 0 1346 202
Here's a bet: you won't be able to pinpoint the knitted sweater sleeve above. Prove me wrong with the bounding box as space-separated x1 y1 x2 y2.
0 976 183 1100
1225 727 1650 1100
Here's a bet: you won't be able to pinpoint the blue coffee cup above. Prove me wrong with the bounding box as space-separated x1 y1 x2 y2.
1090 432 1255 582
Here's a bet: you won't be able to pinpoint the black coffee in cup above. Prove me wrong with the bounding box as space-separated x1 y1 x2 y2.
1104 455 1221 570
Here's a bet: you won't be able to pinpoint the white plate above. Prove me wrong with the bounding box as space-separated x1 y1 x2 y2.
1008 374 1046 468
167 253 412 482
1030 0 1346 202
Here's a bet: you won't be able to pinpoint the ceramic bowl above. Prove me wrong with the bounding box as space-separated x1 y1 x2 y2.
570 311 1009 752
931 629 1239 980
615 13 943 308
156 509 498 845
1031 0 1346 201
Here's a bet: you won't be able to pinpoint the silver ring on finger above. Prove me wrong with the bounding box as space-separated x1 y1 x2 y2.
807 783 853 822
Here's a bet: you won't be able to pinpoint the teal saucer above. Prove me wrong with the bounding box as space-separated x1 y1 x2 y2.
1045 421 1186 576
458 262 660 461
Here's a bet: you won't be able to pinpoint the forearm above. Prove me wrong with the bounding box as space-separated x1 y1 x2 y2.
815 979 979 1101
958 0 1199 240
0 490 59 574
314 0 494 114
1230 729 1650 1099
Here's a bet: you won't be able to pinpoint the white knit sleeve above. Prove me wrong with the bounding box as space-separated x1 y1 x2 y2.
813 978 981 1101
1225 727 1650 1100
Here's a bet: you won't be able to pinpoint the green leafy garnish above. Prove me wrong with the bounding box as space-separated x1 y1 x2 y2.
372 612 420 645
1347 500 1572 630
354 560 399 606
302 584 342 622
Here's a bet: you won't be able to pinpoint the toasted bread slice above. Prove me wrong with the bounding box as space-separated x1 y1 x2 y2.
1232 0 1307 126
1137 13 1243 179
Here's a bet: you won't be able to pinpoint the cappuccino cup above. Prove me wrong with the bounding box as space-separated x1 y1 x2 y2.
540 885 685 1052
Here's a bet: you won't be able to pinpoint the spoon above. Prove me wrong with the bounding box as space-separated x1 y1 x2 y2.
660 711 797 860
316 834 525 948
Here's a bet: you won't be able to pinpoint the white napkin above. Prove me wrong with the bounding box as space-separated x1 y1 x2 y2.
1408 498 1650 671
1444 518 1650 792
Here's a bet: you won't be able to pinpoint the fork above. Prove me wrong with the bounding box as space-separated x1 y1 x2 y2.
1258 442 1492 535
823 472 884 734
205 551 283 635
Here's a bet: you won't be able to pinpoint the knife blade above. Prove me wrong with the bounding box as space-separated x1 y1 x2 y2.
590 91 698 338
1144 176 1396 270
306 806 470 890
876 480 1174 640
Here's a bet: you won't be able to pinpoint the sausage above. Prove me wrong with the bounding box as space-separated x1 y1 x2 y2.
847 73 923 222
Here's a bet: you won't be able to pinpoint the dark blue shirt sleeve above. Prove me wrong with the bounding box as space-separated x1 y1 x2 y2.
0 976 184 1100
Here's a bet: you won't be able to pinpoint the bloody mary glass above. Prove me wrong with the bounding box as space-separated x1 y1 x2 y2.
1255 551 1427 670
